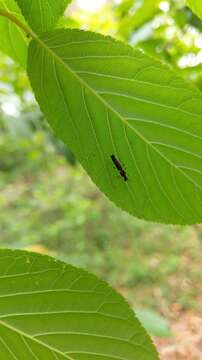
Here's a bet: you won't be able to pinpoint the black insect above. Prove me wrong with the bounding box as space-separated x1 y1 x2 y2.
110 154 128 182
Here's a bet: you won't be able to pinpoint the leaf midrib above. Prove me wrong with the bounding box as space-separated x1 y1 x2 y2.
30 32 202 191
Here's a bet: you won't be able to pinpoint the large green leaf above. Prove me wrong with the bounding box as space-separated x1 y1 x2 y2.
28 29 202 225
187 0 202 19
0 0 27 67
15 0 72 33
0 249 158 359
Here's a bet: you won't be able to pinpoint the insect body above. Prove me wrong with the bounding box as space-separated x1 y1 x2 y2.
110 154 128 182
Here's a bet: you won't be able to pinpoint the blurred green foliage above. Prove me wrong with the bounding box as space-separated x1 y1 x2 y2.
0 0 202 324
136 308 172 337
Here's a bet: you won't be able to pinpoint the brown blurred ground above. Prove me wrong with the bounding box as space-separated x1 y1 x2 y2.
155 308 202 360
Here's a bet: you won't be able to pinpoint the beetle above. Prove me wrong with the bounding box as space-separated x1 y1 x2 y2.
110 154 128 182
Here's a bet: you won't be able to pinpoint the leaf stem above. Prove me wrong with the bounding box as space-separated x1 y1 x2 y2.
0 8 36 39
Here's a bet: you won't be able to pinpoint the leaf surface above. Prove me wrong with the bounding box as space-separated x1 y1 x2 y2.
28 29 202 224
0 249 158 359
15 0 72 33
0 0 27 67
187 0 202 19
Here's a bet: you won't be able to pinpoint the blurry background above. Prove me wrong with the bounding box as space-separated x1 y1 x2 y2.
0 1 202 358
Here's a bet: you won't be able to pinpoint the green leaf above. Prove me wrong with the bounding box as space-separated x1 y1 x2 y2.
28 29 202 225
0 0 27 67
118 0 160 39
187 0 202 19
15 0 72 33
136 309 172 338
0 249 159 359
